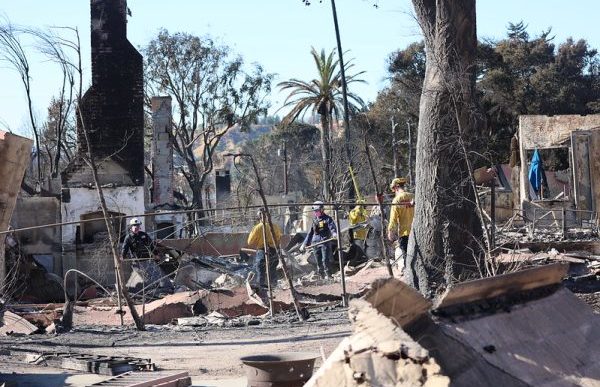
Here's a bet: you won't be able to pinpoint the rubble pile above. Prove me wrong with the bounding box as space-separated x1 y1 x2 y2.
306 299 449 387
309 265 600 386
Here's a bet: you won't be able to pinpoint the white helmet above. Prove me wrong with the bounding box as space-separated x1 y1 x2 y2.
311 201 324 211
129 217 142 227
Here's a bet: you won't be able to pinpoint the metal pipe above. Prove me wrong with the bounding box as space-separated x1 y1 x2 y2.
490 180 496 250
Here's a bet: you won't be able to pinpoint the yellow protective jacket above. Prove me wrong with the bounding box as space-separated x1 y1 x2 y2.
247 222 282 250
388 191 414 238
349 206 368 240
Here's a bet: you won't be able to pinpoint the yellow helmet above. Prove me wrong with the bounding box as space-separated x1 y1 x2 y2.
390 177 407 191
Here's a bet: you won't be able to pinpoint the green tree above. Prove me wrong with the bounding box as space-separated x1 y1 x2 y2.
278 47 365 200
143 30 273 220
478 22 600 161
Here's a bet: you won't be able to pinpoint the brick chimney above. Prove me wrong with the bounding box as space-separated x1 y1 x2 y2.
73 0 144 185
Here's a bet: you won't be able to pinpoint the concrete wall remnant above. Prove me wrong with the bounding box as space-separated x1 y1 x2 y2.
61 186 144 287
11 197 62 277
518 114 600 222
519 115 600 150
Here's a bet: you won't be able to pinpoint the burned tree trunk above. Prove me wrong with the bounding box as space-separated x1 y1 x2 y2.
405 0 481 294
319 110 333 201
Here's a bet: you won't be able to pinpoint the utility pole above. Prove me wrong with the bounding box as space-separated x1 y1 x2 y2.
330 0 354 200
391 117 399 178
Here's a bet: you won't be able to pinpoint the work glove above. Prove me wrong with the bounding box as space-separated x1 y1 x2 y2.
299 243 306 253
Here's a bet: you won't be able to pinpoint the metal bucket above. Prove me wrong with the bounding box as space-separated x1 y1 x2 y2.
240 352 319 387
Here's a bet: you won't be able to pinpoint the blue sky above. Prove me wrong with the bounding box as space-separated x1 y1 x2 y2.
1 0 599 137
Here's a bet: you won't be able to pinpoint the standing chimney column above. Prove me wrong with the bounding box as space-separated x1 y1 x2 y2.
151 96 173 206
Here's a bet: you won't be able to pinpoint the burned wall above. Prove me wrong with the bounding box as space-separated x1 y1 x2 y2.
518 114 600 217
61 186 143 288
11 197 62 276
518 114 600 150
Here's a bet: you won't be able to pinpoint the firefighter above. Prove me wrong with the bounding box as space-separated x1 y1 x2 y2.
299 201 337 279
247 210 282 289
349 199 369 252
387 178 415 270
121 218 156 261
121 217 172 293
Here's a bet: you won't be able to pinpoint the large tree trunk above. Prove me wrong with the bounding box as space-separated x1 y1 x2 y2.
405 0 481 294
320 112 333 200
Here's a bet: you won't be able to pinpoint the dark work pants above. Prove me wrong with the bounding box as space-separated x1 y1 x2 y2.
254 247 278 288
399 236 409 255
313 243 332 278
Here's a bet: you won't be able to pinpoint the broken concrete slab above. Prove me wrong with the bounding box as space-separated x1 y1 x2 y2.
176 316 208 327
130 291 202 325
173 262 222 290
0 311 39 335
138 300 192 325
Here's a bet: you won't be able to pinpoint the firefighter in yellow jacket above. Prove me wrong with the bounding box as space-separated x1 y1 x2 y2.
247 211 282 289
349 199 369 252
387 177 414 269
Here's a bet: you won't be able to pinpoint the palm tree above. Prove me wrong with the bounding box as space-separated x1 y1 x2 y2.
278 47 365 200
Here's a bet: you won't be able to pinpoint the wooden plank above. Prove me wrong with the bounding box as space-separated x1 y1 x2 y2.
435 263 568 310
363 278 431 328
571 131 593 211
440 288 600 386
90 371 190 387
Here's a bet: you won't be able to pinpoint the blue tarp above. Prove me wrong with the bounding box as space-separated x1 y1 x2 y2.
528 149 547 197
